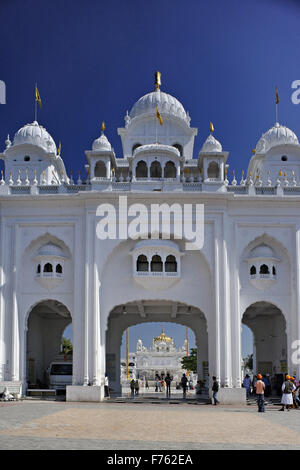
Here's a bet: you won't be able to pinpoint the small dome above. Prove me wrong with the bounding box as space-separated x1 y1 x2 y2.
256 122 299 154
249 244 276 259
130 90 188 122
201 134 222 153
92 132 112 151
13 121 57 153
39 243 64 257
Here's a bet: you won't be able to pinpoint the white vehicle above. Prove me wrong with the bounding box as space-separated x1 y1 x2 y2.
49 360 72 391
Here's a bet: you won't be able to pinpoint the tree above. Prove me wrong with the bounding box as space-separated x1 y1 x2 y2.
181 348 197 373
243 353 253 371
61 337 73 355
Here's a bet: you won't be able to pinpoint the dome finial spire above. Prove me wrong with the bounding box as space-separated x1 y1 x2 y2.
101 121 106 133
155 71 161 91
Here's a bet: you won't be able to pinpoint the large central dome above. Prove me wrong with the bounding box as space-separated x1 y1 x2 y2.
255 122 299 154
129 90 188 122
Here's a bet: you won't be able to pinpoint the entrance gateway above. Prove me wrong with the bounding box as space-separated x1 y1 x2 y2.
0 73 299 403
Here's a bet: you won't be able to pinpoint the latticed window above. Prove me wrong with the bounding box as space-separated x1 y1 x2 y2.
136 255 149 272
151 255 163 272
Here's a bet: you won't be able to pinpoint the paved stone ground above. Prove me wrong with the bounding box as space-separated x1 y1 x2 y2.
0 400 300 450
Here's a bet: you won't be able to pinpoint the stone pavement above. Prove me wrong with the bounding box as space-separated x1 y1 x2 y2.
0 400 300 450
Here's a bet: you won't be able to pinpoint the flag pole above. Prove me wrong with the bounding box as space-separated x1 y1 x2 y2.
186 327 189 377
126 328 129 380
275 86 279 123
34 83 37 121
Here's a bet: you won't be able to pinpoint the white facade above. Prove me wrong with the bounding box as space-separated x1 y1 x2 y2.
0 77 300 403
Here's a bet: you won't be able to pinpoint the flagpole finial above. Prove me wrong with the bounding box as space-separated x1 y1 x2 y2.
101 121 106 133
209 122 214 133
155 71 161 91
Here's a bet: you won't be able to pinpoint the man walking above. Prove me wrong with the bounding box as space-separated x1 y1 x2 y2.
181 373 188 399
256 374 265 412
279 375 295 411
212 376 219 405
243 374 251 399
165 373 172 398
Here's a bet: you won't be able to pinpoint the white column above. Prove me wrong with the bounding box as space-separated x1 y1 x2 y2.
83 210 92 385
176 164 180 182
0 217 5 381
11 224 20 381
230 222 242 387
210 220 221 384
293 228 300 379
106 160 111 179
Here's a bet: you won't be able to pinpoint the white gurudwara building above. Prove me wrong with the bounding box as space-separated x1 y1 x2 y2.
121 328 194 383
1 72 300 403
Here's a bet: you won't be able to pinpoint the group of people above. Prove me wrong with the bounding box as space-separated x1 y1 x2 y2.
247 373 300 412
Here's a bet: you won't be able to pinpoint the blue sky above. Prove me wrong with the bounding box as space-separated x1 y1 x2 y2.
1 0 297 357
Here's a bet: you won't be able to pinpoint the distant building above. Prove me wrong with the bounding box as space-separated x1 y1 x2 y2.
121 328 195 383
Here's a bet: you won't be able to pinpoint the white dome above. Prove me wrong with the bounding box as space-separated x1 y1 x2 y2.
201 134 222 153
130 90 188 122
39 243 64 257
92 132 112 151
255 122 299 154
13 121 57 154
249 244 276 259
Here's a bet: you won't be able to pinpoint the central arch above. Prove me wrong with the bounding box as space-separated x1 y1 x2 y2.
105 299 209 395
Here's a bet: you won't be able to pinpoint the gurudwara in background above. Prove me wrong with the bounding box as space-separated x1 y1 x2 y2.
121 328 197 384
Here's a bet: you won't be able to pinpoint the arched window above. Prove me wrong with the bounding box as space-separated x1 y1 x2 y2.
207 161 220 179
150 161 162 178
136 160 148 178
44 263 53 273
272 266 276 276
151 255 163 272
260 264 269 274
94 161 106 177
173 143 183 156
56 264 63 274
250 265 256 275
37 264 41 274
164 161 176 178
132 143 142 154
136 255 149 272
165 255 177 272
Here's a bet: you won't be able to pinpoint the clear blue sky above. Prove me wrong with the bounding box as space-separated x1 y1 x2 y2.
2 0 296 358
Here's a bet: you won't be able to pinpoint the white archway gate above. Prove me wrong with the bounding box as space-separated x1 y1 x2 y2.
105 300 208 395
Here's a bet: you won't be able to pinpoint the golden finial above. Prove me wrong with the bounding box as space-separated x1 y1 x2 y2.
155 71 161 91
252 149 256 154
284 172 287 177
78 170 81 176
225 168 228 175
232 170 235 175
242 170 244 176
184 167 189 174
101 121 105 132
209 122 214 133
279 170 282 176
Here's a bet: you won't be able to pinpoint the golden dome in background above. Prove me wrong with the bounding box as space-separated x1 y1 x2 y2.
154 328 172 343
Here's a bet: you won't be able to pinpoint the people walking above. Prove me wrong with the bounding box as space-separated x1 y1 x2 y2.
280 375 296 411
255 374 265 412
212 376 220 405
134 379 140 396
130 378 135 397
145 378 149 390
104 373 110 398
243 374 251 399
165 373 172 398
180 373 188 399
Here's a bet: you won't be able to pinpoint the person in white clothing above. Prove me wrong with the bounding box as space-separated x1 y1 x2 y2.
2 387 14 401
279 375 296 411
